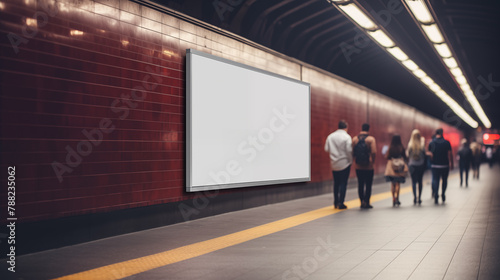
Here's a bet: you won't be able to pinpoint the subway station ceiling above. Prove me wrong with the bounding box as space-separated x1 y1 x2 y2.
150 0 500 132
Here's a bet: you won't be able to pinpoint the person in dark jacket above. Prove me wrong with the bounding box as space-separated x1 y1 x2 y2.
457 138 473 187
352 123 377 209
428 128 454 204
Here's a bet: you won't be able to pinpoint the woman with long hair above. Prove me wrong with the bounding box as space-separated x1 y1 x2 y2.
470 141 482 179
407 129 426 205
385 135 407 207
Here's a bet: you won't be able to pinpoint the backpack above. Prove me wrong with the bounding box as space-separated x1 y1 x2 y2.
354 134 370 166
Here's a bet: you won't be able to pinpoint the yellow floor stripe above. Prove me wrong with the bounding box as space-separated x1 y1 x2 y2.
53 185 412 280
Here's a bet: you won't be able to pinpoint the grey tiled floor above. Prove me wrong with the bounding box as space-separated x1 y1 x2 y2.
2 164 500 280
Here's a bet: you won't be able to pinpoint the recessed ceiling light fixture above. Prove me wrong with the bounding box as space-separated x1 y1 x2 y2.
327 0 480 128
404 0 490 128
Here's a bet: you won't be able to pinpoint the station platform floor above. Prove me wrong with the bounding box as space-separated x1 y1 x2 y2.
3 165 500 280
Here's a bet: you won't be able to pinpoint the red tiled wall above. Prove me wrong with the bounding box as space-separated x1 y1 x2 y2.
0 0 461 223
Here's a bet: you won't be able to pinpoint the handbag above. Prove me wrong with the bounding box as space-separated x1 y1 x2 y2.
391 158 406 173
385 158 408 177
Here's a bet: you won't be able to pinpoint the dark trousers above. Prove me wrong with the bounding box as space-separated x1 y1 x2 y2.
459 164 469 186
410 164 425 199
472 161 480 179
432 167 449 198
333 165 351 206
356 169 374 205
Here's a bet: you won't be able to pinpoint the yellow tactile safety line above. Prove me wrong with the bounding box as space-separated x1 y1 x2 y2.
53 186 412 280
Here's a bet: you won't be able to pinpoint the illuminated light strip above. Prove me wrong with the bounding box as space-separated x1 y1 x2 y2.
406 0 433 23
338 3 377 30
368 29 395 47
329 1 479 128
404 0 491 128
421 24 444 43
52 187 411 280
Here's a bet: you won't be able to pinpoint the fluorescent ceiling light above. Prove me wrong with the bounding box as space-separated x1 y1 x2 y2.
367 30 395 47
450 67 463 77
455 75 467 85
434 43 452 58
442 95 454 106
443 99 478 128
428 83 441 93
412 69 426 78
435 90 447 99
460 84 471 92
405 1 488 128
338 3 377 30
386 47 408 61
421 76 434 85
421 24 444 43
466 99 491 128
331 0 484 128
434 92 479 128
477 112 491 128
402 60 419 71
429 83 441 92
405 0 433 24
463 89 475 99
443 57 458 68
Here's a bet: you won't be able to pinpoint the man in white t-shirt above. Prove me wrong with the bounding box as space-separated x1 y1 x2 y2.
324 120 353 209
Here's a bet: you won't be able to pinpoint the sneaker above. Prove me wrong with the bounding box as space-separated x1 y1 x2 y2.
365 204 373 209
338 204 347 209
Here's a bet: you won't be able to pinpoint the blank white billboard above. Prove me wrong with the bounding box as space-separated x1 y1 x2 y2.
186 49 310 192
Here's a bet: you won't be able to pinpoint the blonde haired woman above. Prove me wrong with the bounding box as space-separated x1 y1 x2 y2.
406 129 426 205
470 141 482 179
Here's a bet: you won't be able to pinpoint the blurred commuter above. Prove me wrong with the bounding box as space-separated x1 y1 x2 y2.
325 120 352 209
486 147 494 168
352 123 377 209
496 147 500 166
428 128 454 204
470 141 482 179
457 139 473 187
385 135 408 207
406 129 426 205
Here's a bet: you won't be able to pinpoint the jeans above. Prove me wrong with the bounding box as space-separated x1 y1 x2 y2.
356 169 374 205
332 165 351 206
431 167 449 198
410 164 425 199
